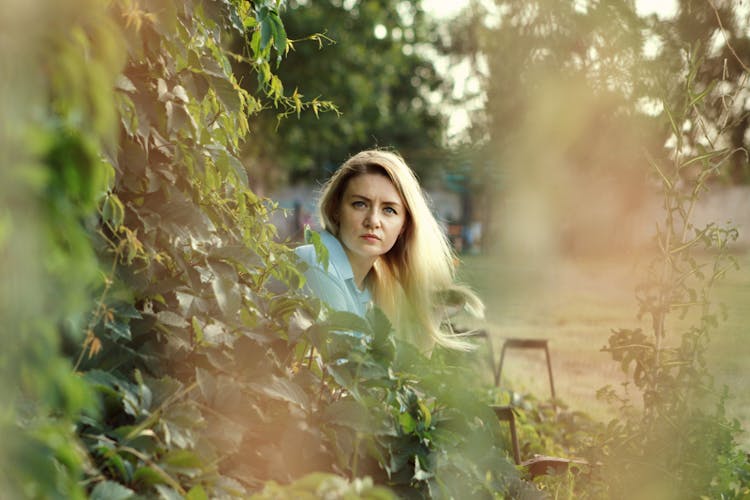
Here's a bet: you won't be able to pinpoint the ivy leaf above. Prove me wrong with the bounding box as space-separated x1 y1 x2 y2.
206 259 240 320
166 101 198 138
208 244 261 271
208 75 241 113
210 274 241 319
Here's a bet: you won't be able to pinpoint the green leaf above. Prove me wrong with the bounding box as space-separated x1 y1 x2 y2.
399 412 417 434
305 228 329 271
195 366 217 402
105 319 132 341
688 80 717 109
156 310 189 328
250 29 262 58
269 11 287 56
186 485 209 500
155 484 183 500
326 310 372 338
102 193 125 228
166 102 198 137
105 451 134 482
133 466 165 486
162 449 202 468
663 101 681 139
680 148 728 169
249 375 310 409
228 6 244 33
210 274 241 319
192 316 204 344
90 481 135 500
325 397 397 437
208 75 241 114
259 7 273 51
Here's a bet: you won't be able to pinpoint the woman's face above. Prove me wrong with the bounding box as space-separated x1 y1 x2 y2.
337 173 407 266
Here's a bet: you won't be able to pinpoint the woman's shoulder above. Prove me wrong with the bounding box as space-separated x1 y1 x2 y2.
294 230 368 314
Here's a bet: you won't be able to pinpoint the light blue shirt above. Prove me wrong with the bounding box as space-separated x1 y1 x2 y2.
294 230 372 317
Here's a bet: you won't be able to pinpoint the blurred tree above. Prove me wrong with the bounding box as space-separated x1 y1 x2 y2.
454 0 663 166
233 0 450 190
646 0 750 183
445 0 665 253
450 0 749 197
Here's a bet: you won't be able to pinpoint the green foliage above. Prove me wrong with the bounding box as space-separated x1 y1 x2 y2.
646 0 750 183
0 0 127 496
447 0 664 254
2 1 538 498
234 0 450 187
450 2 750 494
590 45 750 499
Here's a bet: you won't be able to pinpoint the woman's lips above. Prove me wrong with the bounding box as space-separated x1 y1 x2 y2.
361 234 380 241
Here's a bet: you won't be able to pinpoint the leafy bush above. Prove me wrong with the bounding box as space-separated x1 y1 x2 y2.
2 1 536 498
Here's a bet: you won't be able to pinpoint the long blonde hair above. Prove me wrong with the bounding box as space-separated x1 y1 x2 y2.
318 150 483 351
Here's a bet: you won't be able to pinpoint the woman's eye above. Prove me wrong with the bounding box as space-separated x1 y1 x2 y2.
352 201 366 209
384 206 397 215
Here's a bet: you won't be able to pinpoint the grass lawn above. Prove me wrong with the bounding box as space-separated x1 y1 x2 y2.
456 248 750 449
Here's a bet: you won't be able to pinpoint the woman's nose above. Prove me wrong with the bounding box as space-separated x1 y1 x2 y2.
364 209 381 228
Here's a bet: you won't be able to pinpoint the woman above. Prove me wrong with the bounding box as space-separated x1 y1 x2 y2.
295 150 483 352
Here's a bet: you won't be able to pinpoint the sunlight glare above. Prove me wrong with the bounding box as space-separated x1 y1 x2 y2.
635 0 678 19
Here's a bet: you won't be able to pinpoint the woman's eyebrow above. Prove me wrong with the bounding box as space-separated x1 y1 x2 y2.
349 194 402 206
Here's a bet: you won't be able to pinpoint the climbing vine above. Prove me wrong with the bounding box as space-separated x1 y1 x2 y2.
2 1 532 498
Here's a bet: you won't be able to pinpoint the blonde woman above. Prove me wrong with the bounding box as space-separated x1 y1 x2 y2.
295 149 483 353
